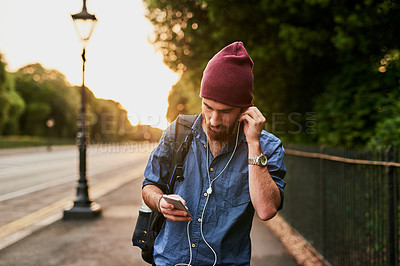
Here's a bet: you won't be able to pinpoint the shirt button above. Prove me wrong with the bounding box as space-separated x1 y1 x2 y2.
210 167 214 172
192 243 196 248
204 192 208 197
203 144 207 148
197 218 202 222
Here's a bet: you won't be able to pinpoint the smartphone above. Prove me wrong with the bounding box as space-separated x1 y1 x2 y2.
162 195 192 218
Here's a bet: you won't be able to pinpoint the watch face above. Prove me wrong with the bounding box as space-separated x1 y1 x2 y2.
259 154 268 166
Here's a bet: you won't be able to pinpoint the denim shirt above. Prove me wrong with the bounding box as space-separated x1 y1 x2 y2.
143 114 286 265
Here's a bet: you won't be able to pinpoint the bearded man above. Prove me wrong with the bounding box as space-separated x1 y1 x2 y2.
142 41 286 265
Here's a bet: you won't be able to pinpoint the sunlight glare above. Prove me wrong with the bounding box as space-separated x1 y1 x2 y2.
0 0 179 130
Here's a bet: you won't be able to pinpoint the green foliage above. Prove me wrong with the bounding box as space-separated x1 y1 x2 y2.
314 1 400 147
316 0 400 147
2 73 26 135
144 0 400 147
366 50 400 148
14 64 79 138
0 54 6 90
0 90 11 131
0 54 26 135
0 54 12 132
88 95 133 142
24 102 51 135
144 0 337 135
144 0 215 73
166 70 201 121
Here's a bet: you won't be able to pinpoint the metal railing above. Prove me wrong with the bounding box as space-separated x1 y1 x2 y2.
281 145 399 266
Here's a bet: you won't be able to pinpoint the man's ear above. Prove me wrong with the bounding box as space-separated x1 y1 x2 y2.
236 109 244 126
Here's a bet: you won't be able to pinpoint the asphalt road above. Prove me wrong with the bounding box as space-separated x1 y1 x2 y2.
0 144 154 224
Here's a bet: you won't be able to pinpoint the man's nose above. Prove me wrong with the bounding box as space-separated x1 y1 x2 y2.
210 112 221 126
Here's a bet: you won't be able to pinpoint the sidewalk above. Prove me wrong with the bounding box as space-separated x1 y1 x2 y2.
0 177 298 266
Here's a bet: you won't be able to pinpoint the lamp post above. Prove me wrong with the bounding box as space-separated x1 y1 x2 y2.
64 0 101 219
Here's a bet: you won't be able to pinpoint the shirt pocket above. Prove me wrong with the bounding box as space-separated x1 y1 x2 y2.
218 171 251 207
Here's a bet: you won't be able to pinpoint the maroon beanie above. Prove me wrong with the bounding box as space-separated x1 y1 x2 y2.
200 41 254 108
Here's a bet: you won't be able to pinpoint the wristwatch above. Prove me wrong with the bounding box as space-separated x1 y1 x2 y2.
248 153 268 166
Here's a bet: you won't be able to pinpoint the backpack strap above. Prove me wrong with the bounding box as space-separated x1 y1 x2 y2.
166 114 197 194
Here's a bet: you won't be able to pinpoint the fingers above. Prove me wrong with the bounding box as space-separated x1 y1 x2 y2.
160 195 192 222
240 107 266 126
163 212 191 222
239 107 266 144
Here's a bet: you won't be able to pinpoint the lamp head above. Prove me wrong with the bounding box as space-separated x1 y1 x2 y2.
71 0 97 46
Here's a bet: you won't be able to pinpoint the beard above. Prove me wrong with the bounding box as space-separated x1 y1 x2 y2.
205 118 239 142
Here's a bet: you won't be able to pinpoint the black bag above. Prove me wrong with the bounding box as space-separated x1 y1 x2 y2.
132 114 197 264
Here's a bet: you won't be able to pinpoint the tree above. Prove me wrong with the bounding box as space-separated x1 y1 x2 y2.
14 64 79 137
314 1 400 147
0 59 162 142
0 54 11 132
2 82 26 135
0 54 25 135
144 0 337 140
86 95 134 142
144 0 400 147
166 69 202 121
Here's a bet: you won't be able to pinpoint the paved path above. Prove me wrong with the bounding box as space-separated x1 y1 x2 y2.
0 177 298 265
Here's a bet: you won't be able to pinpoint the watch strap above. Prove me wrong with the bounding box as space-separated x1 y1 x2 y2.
248 153 268 166
248 157 258 165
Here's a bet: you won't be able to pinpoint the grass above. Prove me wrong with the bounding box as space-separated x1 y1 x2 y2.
0 136 75 149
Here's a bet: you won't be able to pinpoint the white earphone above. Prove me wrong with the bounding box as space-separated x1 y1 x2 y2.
175 121 241 266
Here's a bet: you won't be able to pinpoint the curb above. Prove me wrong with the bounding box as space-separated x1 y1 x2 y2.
265 214 331 266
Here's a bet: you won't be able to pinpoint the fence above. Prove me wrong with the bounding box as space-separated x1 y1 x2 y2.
281 144 399 266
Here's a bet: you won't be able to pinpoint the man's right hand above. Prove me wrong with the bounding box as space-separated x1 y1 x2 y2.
159 194 192 222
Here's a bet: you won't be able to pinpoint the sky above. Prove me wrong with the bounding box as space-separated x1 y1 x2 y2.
0 0 180 130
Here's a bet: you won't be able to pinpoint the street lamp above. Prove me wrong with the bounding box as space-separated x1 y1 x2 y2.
64 0 101 219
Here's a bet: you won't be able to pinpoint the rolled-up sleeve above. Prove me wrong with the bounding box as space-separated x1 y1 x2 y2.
142 122 176 193
261 132 286 210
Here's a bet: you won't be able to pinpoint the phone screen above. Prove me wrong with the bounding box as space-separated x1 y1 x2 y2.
162 195 192 217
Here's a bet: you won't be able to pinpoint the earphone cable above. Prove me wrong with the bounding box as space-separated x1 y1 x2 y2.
206 123 241 192
200 195 217 266
176 121 241 266
201 122 241 265
174 220 193 266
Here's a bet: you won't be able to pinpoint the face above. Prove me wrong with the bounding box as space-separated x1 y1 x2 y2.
202 98 242 142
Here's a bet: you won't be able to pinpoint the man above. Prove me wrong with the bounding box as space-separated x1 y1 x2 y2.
142 41 286 265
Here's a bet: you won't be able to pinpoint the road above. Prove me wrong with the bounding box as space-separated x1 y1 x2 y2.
0 143 154 248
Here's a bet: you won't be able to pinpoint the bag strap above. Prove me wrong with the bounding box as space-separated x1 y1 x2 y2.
166 114 197 194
